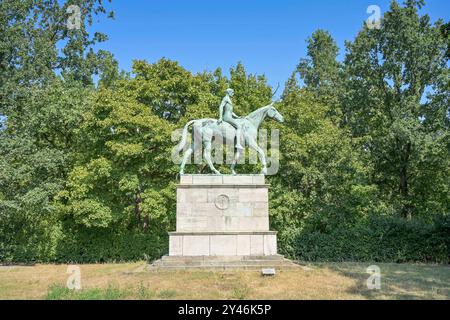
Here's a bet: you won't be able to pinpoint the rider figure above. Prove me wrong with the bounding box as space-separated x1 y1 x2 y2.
218 88 244 150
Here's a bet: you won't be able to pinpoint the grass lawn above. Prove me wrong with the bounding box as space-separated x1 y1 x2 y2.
0 262 449 300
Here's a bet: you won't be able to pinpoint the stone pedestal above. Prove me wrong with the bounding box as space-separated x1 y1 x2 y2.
169 175 278 257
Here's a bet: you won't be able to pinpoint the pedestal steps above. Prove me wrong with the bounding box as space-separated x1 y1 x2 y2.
148 255 300 271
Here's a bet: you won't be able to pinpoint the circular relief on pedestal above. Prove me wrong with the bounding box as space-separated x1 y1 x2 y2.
215 194 230 210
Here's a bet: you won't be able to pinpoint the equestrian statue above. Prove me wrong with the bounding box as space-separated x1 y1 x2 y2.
176 88 284 175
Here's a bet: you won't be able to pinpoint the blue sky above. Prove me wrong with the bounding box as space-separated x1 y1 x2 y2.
0 1 447 125
96 0 449 90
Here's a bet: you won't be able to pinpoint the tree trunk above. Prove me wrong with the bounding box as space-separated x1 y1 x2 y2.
399 142 412 220
135 190 142 224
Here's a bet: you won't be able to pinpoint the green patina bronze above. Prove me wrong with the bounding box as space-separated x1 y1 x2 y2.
176 88 285 175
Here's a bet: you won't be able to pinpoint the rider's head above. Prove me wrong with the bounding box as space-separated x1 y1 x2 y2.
225 88 234 97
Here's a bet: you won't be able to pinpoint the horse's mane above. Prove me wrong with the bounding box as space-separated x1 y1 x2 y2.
245 105 270 121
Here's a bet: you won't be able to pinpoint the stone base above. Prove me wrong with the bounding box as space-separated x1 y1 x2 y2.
176 175 270 233
165 175 280 267
148 255 300 271
169 231 277 257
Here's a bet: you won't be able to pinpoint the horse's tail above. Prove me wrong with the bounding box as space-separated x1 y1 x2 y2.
176 120 198 153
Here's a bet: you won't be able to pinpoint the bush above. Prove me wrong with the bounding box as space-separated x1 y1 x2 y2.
0 224 168 264
53 227 168 263
288 215 450 263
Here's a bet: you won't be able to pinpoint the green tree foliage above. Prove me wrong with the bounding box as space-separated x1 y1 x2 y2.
0 134 63 261
130 58 217 123
0 0 116 262
59 85 176 231
276 0 449 260
0 0 115 121
441 22 450 59
343 0 449 219
1 0 448 263
0 81 90 261
271 87 382 255
229 62 273 116
297 29 343 119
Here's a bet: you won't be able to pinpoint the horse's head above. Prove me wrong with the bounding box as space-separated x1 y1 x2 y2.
267 104 285 123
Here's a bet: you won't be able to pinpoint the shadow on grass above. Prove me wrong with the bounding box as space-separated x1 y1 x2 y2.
323 262 450 300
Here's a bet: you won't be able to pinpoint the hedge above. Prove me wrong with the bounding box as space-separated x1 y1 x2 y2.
288 215 450 263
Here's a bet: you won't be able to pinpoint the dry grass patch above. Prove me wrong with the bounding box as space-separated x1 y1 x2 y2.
0 262 448 300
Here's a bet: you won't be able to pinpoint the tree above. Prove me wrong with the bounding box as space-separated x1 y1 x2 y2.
229 62 273 116
0 0 115 123
343 0 449 218
441 22 450 59
297 30 340 92
130 59 216 123
0 81 90 261
270 87 377 255
297 29 344 122
59 85 176 232
0 0 116 261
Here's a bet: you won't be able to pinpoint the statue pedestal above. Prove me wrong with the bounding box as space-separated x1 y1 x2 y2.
169 175 278 257
149 175 299 270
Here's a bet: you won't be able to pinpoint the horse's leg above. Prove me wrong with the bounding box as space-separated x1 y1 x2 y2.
230 137 244 175
180 126 200 174
248 139 267 175
180 144 193 175
230 148 242 175
203 134 221 175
